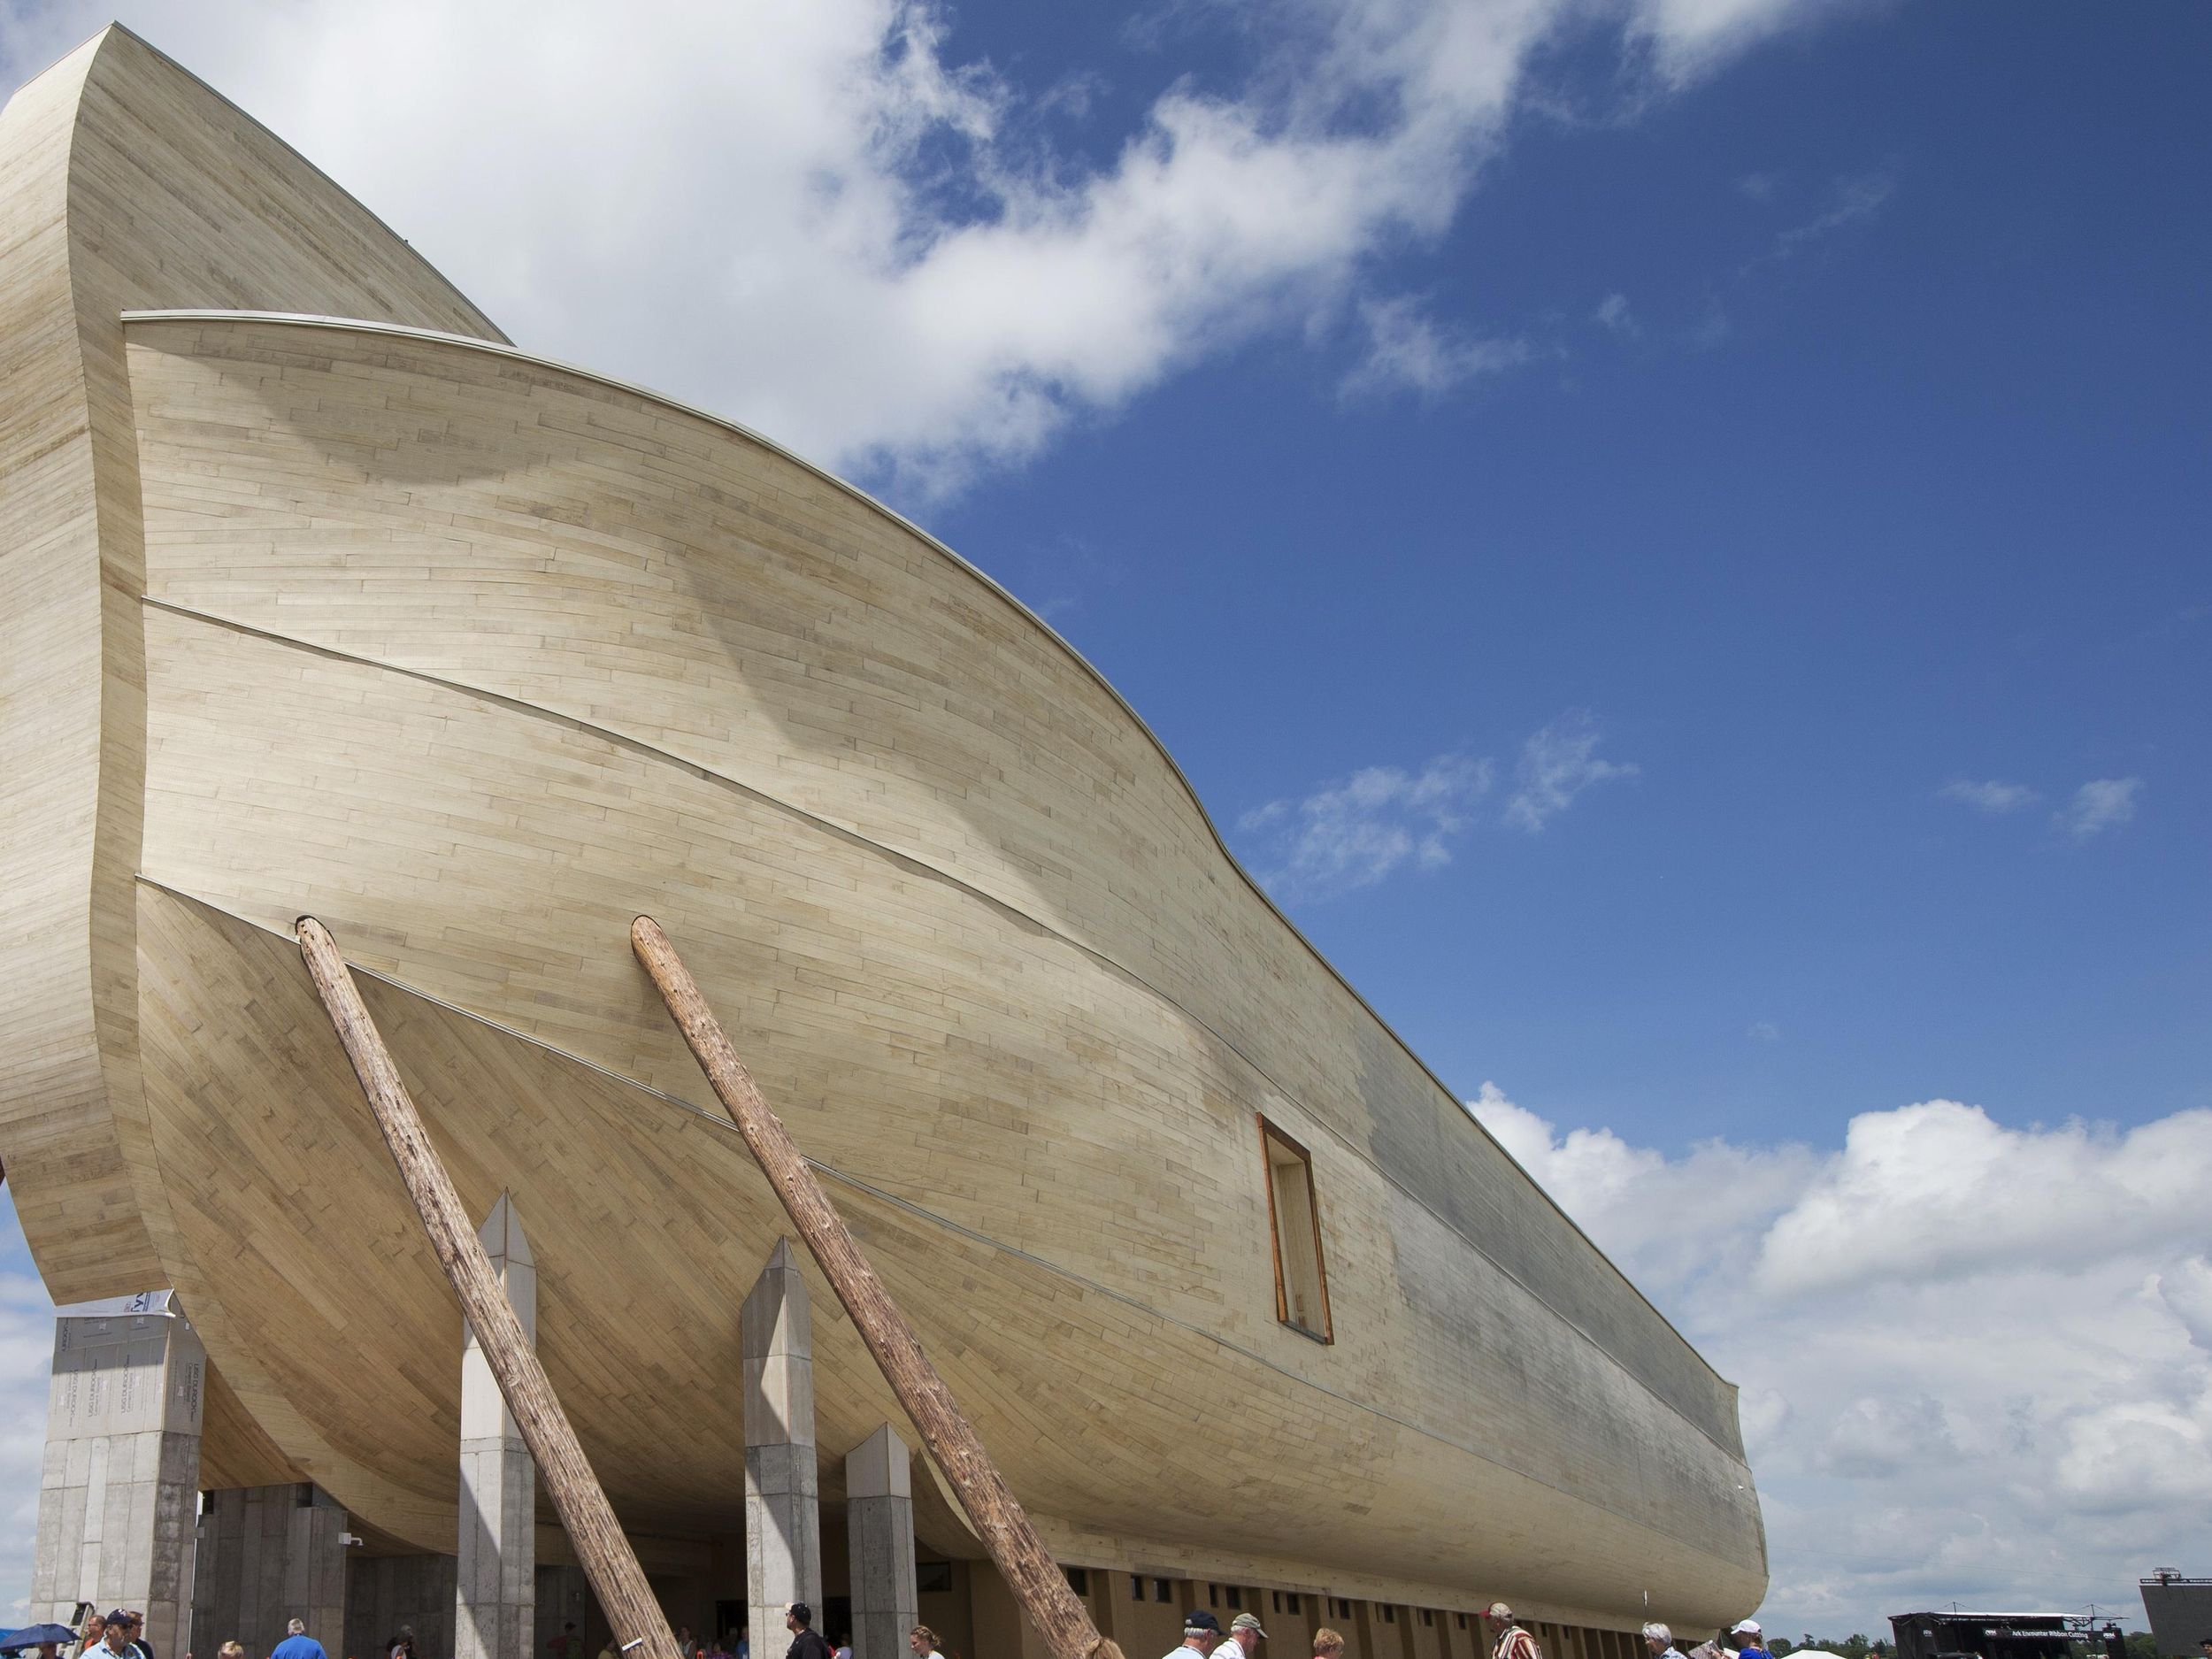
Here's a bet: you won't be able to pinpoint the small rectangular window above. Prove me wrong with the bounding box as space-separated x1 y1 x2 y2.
1064 1567 1089 1596
1457 1617 1469 1632
1132 1576 1145 1602
1422 1611 1434 1629
1259 1117 1333 1341
917 1561 954 1594
1227 1588 1242 1612
1155 1579 1172 1604
1382 1607 1396 1625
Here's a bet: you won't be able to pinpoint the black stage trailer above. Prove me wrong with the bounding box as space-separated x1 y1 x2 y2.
1890 1612 2126 1659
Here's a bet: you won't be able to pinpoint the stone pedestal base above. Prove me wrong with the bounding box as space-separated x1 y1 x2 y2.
844 1425 917 1659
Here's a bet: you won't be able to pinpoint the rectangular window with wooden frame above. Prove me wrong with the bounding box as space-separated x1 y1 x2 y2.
1258 1115 1333 1341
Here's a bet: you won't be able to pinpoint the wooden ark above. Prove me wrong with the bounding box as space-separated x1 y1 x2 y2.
0 24 1765 1656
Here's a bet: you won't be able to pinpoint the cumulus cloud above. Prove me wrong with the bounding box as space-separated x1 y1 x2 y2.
1240 752 1493 895
1746 1019 1782 1043
1939 778 2038 814
1503 710 1638 831
1757 1099 2212 1294
1594 291 1640 335
1470 1083 2212 1633
2056 777 2141 840
0 0 1839 495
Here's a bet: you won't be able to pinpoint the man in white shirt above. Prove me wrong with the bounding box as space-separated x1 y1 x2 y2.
1644 1624 1686 1659
1164 1612 1223 1659
1212 1614 1267 1659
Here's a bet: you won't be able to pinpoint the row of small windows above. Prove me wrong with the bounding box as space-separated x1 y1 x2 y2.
1106 1575 1477 1632
1064 1573 1686 1659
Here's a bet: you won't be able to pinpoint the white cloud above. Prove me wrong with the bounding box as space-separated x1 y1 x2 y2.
1766 170 1894 261
2055 777 2141 840
1241 710 1636 895
1594 291 1639 335
1240 751 1493 895
1633 0 1850 84
1756 1099 2212 1295
0 0 1842 495
1469 1083 2212 1635
1342 296 1528 399
1939 778 2038 814
1746 1019 1782 1043
1503 710 1637 831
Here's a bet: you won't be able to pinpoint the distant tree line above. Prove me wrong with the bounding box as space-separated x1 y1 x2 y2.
1769 1636 1886 1659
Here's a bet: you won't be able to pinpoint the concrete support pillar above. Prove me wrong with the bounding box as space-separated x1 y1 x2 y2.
742 1240 820 1620
842 1426 916 1659
458 1194 538 1659
189 1484 349 1657
31 1291 205 1659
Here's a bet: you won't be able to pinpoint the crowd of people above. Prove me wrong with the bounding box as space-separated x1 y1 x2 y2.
47 1608 413 1659
753 1593 1777 1659
1057 1599 1774 1659
34 1609 164 1659
760 1601 943 1659
38 1589 1775 1659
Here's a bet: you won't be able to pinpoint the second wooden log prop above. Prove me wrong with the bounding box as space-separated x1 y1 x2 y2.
629 915 1102 1659
295 917 680 1659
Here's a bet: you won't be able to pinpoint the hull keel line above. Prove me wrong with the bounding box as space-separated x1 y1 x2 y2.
295 916 680 1659
629 915 1102 1659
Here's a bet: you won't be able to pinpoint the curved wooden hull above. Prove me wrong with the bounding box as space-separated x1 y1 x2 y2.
0 26 1765 1637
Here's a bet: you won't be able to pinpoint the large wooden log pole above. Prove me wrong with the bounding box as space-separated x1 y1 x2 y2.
296 917 678 1659
629 916 1102 1659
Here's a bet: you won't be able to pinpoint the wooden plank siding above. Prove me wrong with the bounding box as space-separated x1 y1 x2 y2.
0 20 1765 1646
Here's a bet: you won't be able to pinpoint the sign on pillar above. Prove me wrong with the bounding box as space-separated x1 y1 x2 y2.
742 1240 821 1619
457 1194 538 1659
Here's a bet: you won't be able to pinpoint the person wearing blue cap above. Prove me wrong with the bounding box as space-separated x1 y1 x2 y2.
1163 1612 1221 1659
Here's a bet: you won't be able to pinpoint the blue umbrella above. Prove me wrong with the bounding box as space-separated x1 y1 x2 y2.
0 1626 83 1652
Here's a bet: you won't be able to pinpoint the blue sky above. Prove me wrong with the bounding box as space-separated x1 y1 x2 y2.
931 0 2211 1154
2 0 2207 1639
